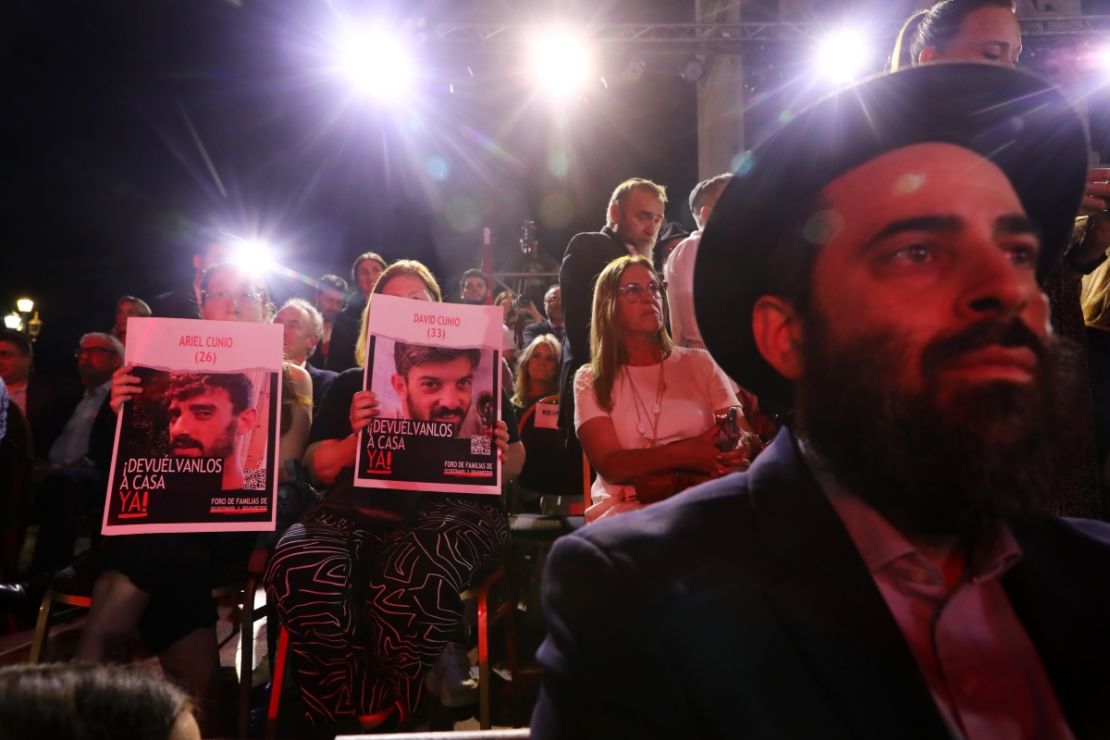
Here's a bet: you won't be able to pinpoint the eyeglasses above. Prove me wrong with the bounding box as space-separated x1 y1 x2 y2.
617 281 667 302
74 347 117 358
204 291 265 305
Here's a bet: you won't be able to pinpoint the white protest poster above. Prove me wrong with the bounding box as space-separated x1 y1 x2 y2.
101 317 283 535
355 294 503 494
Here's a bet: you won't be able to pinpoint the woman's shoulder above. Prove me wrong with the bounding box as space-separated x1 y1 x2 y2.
574 363 597 385
668 345 714 367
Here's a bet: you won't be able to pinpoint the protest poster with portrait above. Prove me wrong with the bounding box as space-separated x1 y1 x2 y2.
355 294 503 495
102 317 283 535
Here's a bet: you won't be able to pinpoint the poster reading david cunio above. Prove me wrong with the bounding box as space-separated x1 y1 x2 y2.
355 293 503 495
101 317 283 535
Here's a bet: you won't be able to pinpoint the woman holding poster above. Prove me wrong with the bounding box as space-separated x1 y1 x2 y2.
575 255 755 522
78 262 312 735
265 260 524 733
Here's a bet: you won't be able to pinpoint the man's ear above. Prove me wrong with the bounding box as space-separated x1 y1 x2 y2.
751 295 804 382
237 407 258 435
390 374 407 403
608 202 621 228
917 46 937 64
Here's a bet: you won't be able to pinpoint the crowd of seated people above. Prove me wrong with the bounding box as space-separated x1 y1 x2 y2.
6 5 1110 737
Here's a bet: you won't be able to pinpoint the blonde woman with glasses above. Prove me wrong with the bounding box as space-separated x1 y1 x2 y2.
574 255 753 522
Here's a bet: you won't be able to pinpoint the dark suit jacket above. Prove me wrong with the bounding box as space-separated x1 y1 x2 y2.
305 363 337 410
326 297 365 373
557 226 627 428
531 431 1110 739
26 376 82 460
86 391 118 473
522 320 564 349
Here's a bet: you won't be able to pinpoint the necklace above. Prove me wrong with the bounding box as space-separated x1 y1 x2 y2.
624 352 667 446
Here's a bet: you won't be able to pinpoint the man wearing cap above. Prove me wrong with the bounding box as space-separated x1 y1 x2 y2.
531 64 1110 739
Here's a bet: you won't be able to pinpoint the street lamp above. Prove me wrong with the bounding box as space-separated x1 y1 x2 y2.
10 296 41 341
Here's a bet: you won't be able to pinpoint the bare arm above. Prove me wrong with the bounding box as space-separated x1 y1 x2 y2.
577 416 745 486
303 389 378 487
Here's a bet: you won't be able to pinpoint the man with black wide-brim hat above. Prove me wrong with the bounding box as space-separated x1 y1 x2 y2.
531 62 1110 739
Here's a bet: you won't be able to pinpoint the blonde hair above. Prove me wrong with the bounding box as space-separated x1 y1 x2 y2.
606 178 668 228
355 260 443 368
512 333 561 407
1081 258 1110 330
588 255 673 412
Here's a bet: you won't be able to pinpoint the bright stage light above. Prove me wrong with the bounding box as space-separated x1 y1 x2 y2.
4 313 22 331
528 27 594 100
16 298 34 313
815 28 872 85
231 238 277 272
337 26 414 102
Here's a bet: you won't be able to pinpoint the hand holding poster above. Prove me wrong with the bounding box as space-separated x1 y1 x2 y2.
356 294 503 494
102 317 283 535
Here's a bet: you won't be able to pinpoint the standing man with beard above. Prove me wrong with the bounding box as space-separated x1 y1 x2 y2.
557 179 666 491
308 274 348 369
531 64 1110 739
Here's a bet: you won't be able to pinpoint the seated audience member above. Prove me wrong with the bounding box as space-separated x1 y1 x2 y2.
265 260 524 734
522 284 565 346
111 295 152 346
327 252 387 373
573 256 750 522
0 378 35 582
308 274 348 368
27 333 122 578
0 663 199 740
532 64 1110 739
274 298 337 409
1082 259 1110 487
0 329 80 462
77 262 312 736
494 290 524 362
151 242 231 320
511 334 564 510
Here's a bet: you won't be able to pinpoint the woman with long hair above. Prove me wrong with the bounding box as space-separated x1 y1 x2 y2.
575 255 751 522
265 259 524 735
511 333 560 411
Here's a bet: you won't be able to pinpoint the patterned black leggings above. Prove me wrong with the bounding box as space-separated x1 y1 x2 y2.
264 495 509 726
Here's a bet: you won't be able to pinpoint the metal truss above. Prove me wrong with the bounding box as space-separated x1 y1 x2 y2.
433 16 1110 51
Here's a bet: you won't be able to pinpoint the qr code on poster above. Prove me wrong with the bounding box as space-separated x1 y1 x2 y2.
470 435 491 456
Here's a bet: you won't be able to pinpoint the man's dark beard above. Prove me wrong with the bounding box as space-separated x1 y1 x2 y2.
794 313 1085 553
170 420 237 458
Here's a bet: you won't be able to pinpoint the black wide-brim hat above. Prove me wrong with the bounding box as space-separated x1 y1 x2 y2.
695 62 1089 412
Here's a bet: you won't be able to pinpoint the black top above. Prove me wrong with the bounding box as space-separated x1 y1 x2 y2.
311 368 519 518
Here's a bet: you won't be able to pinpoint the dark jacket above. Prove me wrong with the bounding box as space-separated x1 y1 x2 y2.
305 363 337 410
26 376 82 460
557 226 627 429
326 297 365 373
531 430 1110 739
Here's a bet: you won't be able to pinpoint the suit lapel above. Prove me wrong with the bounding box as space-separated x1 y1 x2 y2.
750 433 950 739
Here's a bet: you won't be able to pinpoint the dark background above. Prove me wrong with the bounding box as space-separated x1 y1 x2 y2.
7 0 1110 377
